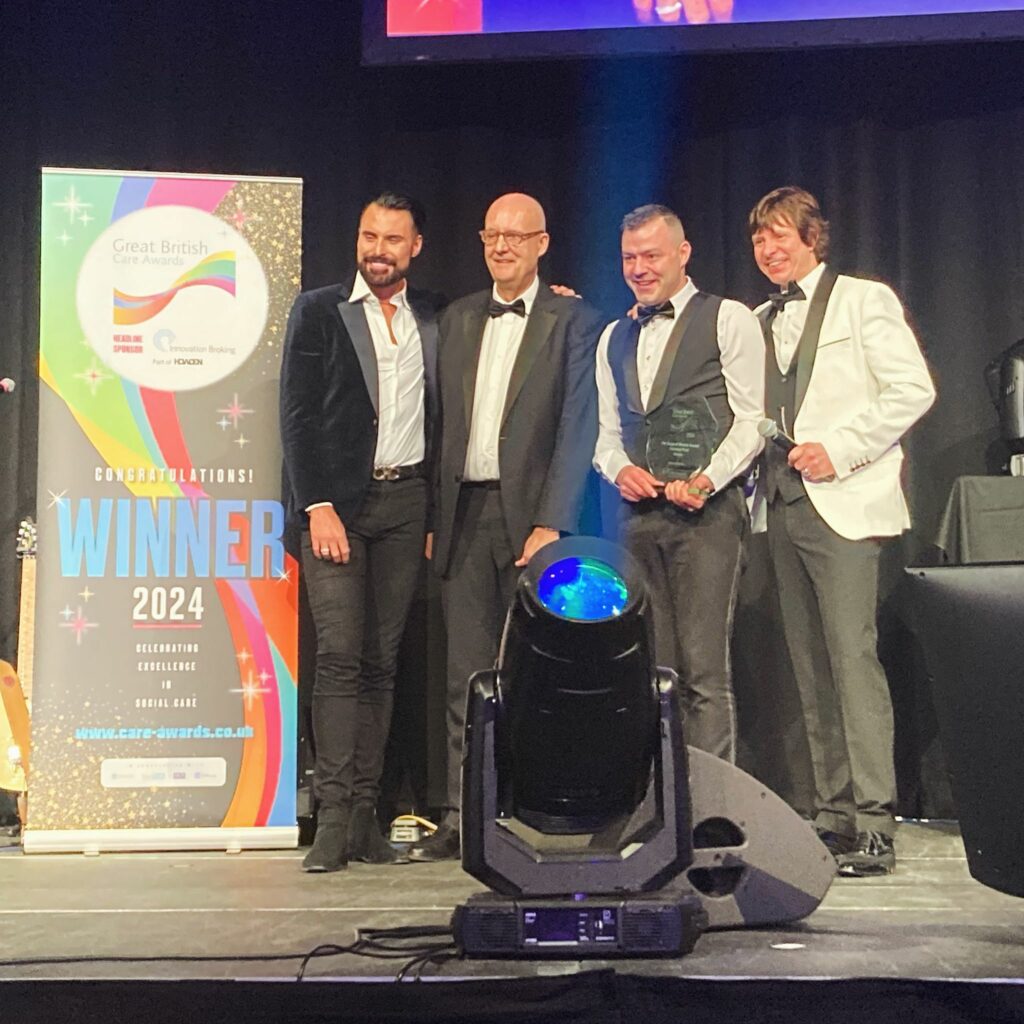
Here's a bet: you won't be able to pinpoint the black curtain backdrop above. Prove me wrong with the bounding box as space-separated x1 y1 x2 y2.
3 2 1023 817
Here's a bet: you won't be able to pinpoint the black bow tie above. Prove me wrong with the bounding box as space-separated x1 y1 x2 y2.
636 301 675 328
488 297 527 318
768 283 806 312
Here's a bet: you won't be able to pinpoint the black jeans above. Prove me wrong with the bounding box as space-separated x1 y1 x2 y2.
619 485 748 763
300 477 427 812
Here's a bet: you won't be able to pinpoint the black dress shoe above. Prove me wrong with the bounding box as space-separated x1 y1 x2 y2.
837 831 896 877
815 826 856 859
302 808 350 872
407 823 460 862
347 804 409 864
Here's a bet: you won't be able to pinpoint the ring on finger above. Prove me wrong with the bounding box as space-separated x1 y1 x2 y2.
320 546 331 555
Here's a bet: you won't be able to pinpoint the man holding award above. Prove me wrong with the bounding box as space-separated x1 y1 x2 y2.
594 204 765 761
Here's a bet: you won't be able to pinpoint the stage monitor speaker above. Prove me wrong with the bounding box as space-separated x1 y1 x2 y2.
906 565 1024 898
683 747 836 929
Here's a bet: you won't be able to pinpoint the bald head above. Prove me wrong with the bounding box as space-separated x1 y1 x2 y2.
482 193 550 300
486 192 547 232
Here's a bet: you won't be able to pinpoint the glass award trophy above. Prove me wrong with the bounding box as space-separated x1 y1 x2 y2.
645 397 722 481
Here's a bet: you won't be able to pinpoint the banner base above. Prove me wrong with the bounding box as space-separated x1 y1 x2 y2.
22 826 298 854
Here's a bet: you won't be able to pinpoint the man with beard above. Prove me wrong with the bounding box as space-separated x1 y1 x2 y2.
280 192 443 872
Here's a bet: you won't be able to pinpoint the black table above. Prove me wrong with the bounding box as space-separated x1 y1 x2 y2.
935 475 1024 564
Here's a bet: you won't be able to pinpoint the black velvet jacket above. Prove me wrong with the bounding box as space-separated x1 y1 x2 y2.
279 277 443 528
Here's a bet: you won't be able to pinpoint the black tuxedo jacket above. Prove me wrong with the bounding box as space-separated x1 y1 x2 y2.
279 278 443 527
432 283 604 577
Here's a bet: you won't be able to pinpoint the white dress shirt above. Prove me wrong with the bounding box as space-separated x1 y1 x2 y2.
305 274 425 514
350 271 426 468
594 279 765 493
464 275 540 481
770 261 826 380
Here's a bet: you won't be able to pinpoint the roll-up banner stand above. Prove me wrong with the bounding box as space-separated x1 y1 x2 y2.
29 168 302 852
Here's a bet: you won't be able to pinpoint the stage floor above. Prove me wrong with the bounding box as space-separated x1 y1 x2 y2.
1 821 1021 983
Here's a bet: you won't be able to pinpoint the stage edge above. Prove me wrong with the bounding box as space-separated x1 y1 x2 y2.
22 826 298 854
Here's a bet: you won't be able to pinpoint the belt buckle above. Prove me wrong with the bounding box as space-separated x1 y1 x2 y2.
373 465 399 481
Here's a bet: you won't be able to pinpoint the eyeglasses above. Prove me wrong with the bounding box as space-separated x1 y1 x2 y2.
478 229 544 250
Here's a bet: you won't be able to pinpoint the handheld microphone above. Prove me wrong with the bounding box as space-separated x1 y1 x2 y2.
0 378 15 395
757 417 798 454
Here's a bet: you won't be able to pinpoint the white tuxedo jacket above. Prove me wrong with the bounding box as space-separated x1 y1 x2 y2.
756 272 936 541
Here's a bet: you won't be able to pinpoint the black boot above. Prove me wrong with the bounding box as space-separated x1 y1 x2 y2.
408 822 461 862
302 806 350 873
347 803 408 864
837 831 896 877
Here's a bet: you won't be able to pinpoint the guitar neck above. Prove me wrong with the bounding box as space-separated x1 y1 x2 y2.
17 558 35 704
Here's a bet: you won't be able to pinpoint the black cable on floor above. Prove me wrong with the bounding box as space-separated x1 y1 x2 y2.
0 947 356 969
396 947 461 982
0 926 462 982
359 925 454 941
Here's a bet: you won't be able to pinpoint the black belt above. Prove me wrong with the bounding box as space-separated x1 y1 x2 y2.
371 461 425 482
462 479 501 490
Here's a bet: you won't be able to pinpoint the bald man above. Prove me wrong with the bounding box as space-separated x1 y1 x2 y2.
409 193 605 861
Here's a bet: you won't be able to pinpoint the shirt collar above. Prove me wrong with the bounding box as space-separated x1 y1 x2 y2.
794 262 826 303
667 278 697 316
351 271 410 309
491 274 540 316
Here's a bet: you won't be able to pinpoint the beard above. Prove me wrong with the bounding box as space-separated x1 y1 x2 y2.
359 256 407 289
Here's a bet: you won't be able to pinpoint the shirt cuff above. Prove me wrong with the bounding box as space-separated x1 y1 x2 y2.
598 450 634 487
305 501 333 513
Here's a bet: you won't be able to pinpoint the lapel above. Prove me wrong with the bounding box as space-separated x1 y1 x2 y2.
460 295 490 433
619 320 645 415
337 286 378 416
645 291 709 414
757 266 840 419
793 266 839 418
408 290 439 392
758 306 777 401
501 286 557 425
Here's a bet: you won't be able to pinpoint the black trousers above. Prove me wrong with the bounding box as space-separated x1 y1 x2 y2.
619 486 748 762
300 477 427 813
439 485 519 819
767 493 896 837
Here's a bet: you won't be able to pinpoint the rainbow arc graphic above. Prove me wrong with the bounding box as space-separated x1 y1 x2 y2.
113 250 237 325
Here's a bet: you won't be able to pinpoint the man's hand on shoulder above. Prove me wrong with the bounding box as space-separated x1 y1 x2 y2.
549 284 581 299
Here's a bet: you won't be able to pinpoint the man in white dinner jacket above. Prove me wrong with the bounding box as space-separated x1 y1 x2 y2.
748 186 936 877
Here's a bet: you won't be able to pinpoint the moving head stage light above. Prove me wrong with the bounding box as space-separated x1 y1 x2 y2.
453 537 834 959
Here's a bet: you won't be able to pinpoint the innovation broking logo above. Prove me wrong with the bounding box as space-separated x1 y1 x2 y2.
113 251 237 326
